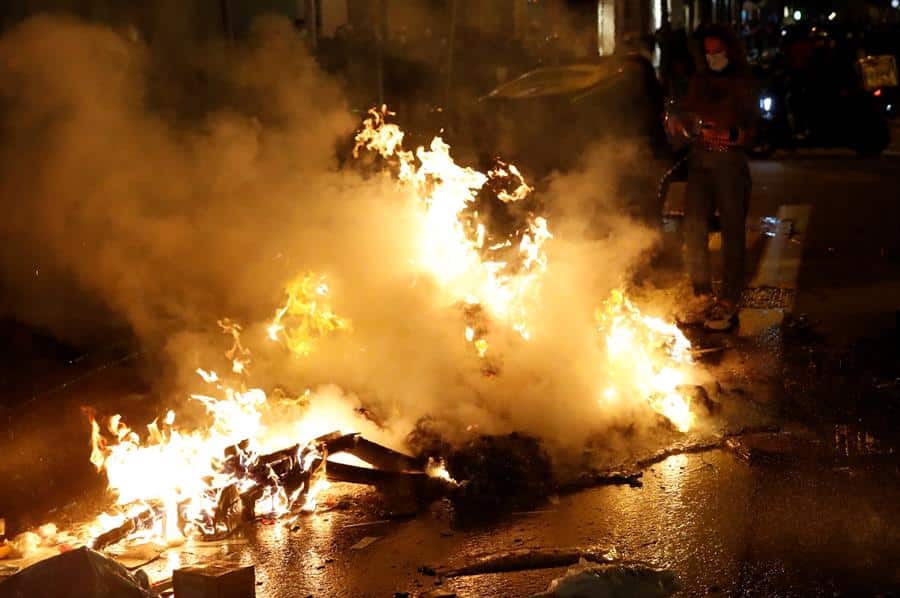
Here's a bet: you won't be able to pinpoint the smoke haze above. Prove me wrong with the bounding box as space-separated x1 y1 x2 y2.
0 13 667 461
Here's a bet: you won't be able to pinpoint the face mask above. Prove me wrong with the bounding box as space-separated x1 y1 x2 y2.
706 51 729 72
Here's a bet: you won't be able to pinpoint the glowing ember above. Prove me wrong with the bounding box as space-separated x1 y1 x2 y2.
596 290 696 432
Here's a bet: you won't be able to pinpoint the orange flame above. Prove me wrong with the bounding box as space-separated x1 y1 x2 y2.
354 106 551 357
74 109 703 555
267 272 350 357
597 290 696 432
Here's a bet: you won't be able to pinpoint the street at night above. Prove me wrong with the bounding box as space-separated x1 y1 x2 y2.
1 2 899 597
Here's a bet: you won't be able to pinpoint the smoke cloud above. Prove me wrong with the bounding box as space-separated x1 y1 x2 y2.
0 13 668 464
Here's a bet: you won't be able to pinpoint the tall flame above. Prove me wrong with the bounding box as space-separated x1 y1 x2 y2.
354 106 551 356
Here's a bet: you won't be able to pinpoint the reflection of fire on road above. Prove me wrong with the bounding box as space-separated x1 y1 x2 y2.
7 107 705 559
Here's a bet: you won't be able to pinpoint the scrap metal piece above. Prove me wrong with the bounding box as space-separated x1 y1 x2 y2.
323 461 427 486
337 434 420 472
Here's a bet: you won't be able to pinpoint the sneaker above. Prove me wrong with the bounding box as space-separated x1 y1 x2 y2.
677 293 716 326
704 301 738 331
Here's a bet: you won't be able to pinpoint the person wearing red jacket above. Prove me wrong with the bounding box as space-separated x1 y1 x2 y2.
670 25 757 330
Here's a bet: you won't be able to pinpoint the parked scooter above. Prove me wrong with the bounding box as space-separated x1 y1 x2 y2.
749 56 891 158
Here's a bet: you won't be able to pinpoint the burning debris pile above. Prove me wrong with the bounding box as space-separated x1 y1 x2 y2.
82 314 456 552
2 106 712 576
89 427 452 551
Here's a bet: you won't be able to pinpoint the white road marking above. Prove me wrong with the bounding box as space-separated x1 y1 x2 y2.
749 204 812 313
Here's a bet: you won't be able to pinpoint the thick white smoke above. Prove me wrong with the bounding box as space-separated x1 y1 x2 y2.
0 13 665 463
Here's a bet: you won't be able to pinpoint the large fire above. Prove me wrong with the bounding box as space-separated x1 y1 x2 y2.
354 106 551 357
12 108 704 559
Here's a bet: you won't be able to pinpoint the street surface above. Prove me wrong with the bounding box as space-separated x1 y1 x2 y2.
2 146 899 596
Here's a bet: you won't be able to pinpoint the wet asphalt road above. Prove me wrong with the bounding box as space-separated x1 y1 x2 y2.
133 447 899 597
2 148 900 596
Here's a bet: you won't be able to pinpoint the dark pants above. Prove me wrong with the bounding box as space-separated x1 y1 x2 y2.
684 150 751 303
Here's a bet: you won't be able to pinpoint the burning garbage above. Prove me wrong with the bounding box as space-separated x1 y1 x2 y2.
87 405 456 551
1 106 712 590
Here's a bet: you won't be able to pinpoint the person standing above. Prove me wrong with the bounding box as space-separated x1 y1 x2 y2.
671 25 757 330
